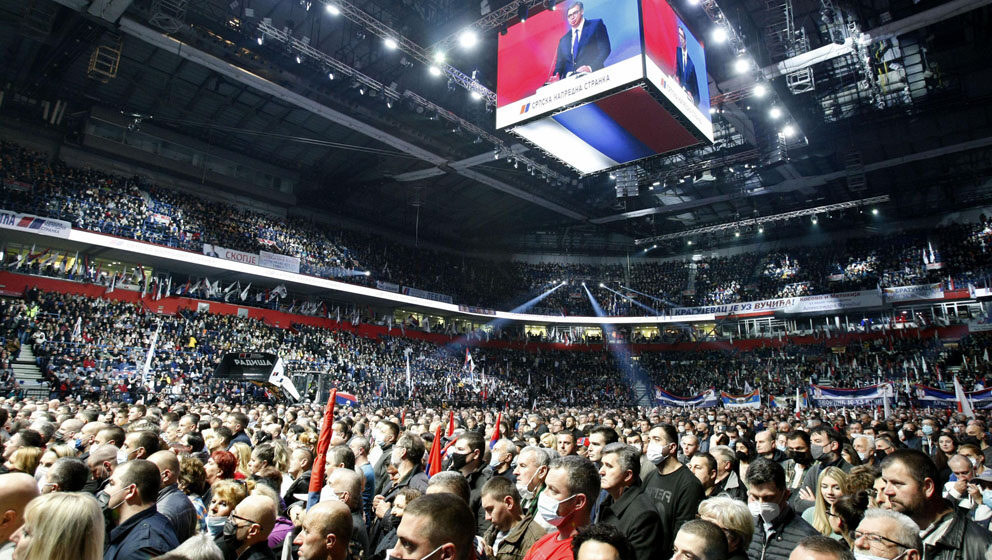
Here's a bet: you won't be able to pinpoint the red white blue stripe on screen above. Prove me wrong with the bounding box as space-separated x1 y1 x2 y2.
335 392 358 406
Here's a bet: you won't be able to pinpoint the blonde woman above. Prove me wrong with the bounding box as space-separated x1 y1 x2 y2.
10 492 104 560
229 442 252 479
698 495 754 560
801 466 849 538
4 447 43 477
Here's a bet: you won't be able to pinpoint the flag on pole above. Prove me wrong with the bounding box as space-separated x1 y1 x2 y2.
882 392 891 419
406 353 413 398
307 389 338 510
794 387 802 419
426 423 444 477
446 410 455 438
141 322 161 389
954 376 975 418
490 413 502 449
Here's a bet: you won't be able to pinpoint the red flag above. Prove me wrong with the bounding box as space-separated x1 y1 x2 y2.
446 410 455 438
427 423 444 477
307 389 337 509
490 412 502 449
400 408 406 427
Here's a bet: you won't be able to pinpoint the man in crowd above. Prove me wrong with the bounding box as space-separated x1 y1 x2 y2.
283 447 314 509
745 458 818 560
570 524 635 560
513 446 551 522
687 453 720 498
450 431 494 534
226 412 252 448
709 446 746 501
120 430 159 462
880 449 992 559
671 519 728 560
557 432 578 457
293 500 353 560
327 467 371 559
678 434 699 464
480 476 545 560
148 450 198 542
350 436 375 523
642 424 704 556
596 442 661 560
223 494 278 560
787 535 854 560
586 426 618 469
104 459 179 560
523 456 599 560
796 427 850 512
943 453 992 526
490 439 518 483
852 509 922 560
390 494 475 560
373 421 400 495
0 473 38 560
757 430 786 463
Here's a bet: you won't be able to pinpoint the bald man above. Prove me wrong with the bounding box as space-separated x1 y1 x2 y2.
0 473 39 560
327 468 371 559
86 443 119 494
294 500 353 560
148 450 197 542
223 495 277 560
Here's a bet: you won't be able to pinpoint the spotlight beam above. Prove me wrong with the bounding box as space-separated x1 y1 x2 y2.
600 284 663 316
618 285 679 309
582 284 656 406
445 281 568 353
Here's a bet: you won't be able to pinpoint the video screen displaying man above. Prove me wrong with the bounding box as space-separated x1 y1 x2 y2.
550 2 611 81
675 26 699 105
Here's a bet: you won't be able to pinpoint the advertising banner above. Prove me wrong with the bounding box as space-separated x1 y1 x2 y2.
654 387 719 408
213 352 300 401
376 281 400 293
202 243 259 266
0 209 71 239
809 383 893 406
721 390 762 408
496 0 643 128
402 286 454 304
883 283 945 302
259 250 301 274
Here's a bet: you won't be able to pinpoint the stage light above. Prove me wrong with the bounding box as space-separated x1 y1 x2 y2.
328 72 334 80
652 244 657 249
295 55 302 64
358 86 365 95
687 0 699 5
599 283 605 288
753 83 767 97
518 4 529 22
734 230 741 237
325 4 340 15
711 27 728 44
781 124 796 137
386 100 393 108
257 36 263 45
709 107 717 115
758 226 764 233
434 52 446 64
811 215 818 224
470 90 482 101
384 37 398 50
459 29 478 49
734 58 750 74
687 240 693 245
429 65 442 77
652 181 660 186
365 271 371 276
769 106 782 119
872 208 879 215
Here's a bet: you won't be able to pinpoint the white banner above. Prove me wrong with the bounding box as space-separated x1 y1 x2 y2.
202 243 259 266
259 250 300 274
0 209 71 239
883 283 944 302
668 289 883 317
402 286 453 304
376 281 400 293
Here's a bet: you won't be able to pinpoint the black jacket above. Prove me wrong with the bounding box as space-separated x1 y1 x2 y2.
282 470 311 506
597 484 664 560
746 505 818 560
373 443 393 495
712 471 748 502
465 464 494 536
236 541 276 560
923 506 992 560
104 505 179 560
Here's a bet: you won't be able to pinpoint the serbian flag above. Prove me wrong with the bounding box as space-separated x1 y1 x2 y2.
489 413 502 449
446 410 455 438
334 392 358 407
426 423 444 477
307 389 337 510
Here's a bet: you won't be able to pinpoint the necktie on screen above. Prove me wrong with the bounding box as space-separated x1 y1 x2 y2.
572 29 580 61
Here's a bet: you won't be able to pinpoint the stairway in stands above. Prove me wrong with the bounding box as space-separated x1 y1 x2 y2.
631 381 655 408
11 344 49 399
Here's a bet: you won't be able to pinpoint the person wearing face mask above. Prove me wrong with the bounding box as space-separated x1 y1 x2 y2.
390 494 475 560
522 456 599 560
745 458 818 560
491 439 518 483
216 494 277 560
596 443 662 560
795 428 852 514
940 454 992 528
642 424 704 557
852 436 875 465
449 431 494 536
512 446 551 526
292 499 353 560
851 508 922 560
373 421 400 496
103 459 179 560
373 432 429 545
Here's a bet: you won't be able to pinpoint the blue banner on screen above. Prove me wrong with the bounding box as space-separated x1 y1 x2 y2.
654 387 719 408
496 0 643 129
915 384 992 409
809 384 893 406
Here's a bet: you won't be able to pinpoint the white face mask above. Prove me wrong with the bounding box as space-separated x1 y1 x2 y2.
854 552 907 560
748 500 780 524
516 469 540 500
536 492 577 527
489 453 503 469
646 442 669 465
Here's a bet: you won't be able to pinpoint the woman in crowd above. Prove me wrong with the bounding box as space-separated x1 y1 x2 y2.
829 491 870 549
734 439 757 483
840 443 863 467
206 479 252 537
4 447 43 476
935 431 958 482
229 442 252 479
202 450 238 508
697 495 753 560
803 466 850 538
178 455 210 534
10 491 104 560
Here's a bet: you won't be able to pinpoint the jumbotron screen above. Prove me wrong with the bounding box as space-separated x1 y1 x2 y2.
495 0 644 129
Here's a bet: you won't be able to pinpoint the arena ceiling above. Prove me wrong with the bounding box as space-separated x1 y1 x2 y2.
1 0 992 255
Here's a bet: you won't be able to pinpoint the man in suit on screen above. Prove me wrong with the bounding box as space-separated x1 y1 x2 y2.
676 26 700 105
550 2 611 81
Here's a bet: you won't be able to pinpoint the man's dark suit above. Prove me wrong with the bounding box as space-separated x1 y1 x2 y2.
675 46 699 105
553 19 611 79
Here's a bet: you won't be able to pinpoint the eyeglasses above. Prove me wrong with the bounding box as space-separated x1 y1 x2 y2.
853 531 911 549
230 513 259 527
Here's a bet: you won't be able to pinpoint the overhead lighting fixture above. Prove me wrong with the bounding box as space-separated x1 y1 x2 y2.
518 4 529 21
709 107 717 115
599 283 605 288
358 86 365 95
458 29 478 49
295 55 302 64
429 65 442 77
384 37 398 50
470 90 482 101
758 227 764 233
434 52 446 64
687 240 693 245
711 27 728 44
652 181 660 186
769 106 782 119
734 231 741 237
386 100 393 108
734 58 750 74
753 83 767 97
325 4 340 15
811 215 818 224
687 0 699 5
872 208 879 215
781 124 796 137
256 36 263 45
328 72 334 80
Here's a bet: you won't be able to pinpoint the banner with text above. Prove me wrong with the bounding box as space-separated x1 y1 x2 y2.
883 283 945 302
667 289 883 317
809 383 893 406
401 286 453 304
259 250 301 274
202 243 259 266
0 209 71 239
654 387 719 408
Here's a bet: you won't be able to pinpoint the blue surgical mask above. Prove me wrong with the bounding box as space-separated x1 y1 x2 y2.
982 489 992 509
922 425 934 436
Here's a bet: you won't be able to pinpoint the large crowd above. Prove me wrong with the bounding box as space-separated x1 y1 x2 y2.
6 141 992 316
